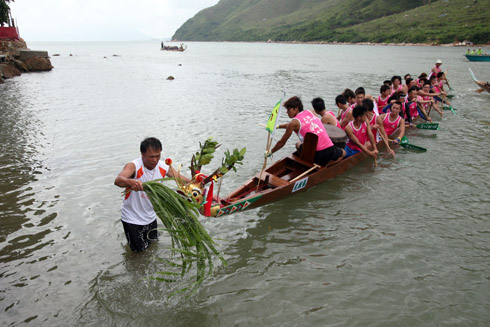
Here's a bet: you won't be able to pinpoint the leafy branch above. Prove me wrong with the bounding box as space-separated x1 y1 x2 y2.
143 178 226 297
203 147 246 184
190 137 219 176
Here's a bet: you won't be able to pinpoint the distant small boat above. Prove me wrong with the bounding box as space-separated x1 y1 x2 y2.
465 54 490 62
161 42 186 52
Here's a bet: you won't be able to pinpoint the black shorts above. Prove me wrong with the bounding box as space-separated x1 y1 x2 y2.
122 219 158 252
299 144 343 166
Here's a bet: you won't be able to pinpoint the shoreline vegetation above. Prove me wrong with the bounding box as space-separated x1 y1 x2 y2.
172 0 489 45
170 40 488 47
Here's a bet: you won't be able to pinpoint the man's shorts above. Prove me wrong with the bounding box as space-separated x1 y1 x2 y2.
344 145 360 158
298 144 344 166
122 219 158 252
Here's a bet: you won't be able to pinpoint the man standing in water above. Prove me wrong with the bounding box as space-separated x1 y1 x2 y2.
114 137 189 252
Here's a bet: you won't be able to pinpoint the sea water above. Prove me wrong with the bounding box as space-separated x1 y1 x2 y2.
1 41 489 326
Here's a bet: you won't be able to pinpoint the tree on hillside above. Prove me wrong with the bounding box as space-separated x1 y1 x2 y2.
0 0 14 26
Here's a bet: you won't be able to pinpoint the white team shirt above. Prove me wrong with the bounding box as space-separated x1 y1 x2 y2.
121 157 169 225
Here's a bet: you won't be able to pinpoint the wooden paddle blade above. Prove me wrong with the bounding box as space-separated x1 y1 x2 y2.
400 143 427 152
416 123 439 130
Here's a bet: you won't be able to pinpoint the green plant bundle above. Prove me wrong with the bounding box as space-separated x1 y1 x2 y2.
191 137 219 174
143 178 226 297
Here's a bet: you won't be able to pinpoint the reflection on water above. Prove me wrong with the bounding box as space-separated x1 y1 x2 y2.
0 82 60 325
0 85 45 236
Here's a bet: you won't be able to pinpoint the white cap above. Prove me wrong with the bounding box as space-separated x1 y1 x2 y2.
436 59 442 64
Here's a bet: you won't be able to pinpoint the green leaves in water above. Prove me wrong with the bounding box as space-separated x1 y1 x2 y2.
143 179 226 297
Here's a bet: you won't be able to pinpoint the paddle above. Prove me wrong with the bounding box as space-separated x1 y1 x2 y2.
443 104 457 115
399 136 427 152
441 94 457 115
415 123 439 130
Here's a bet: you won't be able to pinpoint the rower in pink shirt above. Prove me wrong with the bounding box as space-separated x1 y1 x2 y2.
311 97 341 128
271 96 345 166
341 87 366 129
376 85 391 113
344 105 378 159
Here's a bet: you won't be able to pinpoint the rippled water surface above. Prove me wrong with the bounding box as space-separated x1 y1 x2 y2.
1 41 489 326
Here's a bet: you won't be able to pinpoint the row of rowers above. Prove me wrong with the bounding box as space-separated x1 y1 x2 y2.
267 73 450 167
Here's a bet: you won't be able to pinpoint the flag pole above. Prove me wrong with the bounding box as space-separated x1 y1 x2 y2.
256 133 271 191
256 92 285 191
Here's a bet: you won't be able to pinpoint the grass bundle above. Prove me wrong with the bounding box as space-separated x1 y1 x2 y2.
143 178 226 297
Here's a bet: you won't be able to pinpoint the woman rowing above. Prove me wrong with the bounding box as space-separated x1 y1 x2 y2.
270 96 345 166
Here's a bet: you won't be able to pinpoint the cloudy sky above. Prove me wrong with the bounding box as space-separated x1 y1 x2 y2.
9 0 220 41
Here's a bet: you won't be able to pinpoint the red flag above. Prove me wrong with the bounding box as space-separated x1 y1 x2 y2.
204 181 214 217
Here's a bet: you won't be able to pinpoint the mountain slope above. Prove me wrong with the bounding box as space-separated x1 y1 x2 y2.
172 0 490 44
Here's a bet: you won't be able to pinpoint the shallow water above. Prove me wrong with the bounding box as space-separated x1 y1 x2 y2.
1 41 489 326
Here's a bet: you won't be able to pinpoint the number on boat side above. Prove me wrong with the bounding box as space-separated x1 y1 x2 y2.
292 178 308 193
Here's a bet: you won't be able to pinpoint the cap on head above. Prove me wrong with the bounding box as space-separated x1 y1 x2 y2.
436 59 442 64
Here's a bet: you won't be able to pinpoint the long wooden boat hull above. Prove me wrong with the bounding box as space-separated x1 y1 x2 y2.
210 145 382 217
161 48 185 52
465 54 490 62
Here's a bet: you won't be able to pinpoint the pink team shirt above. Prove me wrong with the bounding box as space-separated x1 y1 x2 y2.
324 110 341 128
429 65 441 78
418 95 431 109
340 106 354 129
391 84 402 95
382 114 402 136
377 95 389 111
346 121 368 151
294 110 333 151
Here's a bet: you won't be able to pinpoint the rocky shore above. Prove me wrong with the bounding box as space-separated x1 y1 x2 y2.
0 38 53 83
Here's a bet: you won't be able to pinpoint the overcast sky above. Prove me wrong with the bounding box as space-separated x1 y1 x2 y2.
9 0 220 41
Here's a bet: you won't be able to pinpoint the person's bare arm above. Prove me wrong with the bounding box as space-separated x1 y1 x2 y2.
115 162 143 191
270 120 298 154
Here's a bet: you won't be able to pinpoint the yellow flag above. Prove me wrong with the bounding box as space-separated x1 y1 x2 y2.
266 99 282 135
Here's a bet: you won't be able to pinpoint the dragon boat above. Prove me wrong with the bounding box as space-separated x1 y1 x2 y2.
161 42 186 52
209 126 387 217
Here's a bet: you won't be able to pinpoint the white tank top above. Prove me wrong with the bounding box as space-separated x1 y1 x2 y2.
121 157 169 225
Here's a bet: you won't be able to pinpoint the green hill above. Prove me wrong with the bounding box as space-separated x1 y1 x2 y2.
172 0 490 44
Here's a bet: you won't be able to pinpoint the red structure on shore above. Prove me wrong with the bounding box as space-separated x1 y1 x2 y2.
0 26 19 40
